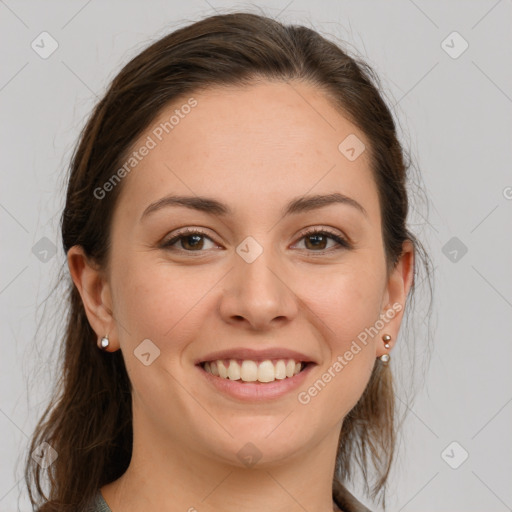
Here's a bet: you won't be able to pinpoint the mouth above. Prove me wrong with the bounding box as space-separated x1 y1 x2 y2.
198 358 313 384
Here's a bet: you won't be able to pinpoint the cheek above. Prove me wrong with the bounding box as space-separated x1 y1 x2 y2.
296 272 380 421
112 255 218 346
301 262 385 343
111 260 207 396
293 262 384 409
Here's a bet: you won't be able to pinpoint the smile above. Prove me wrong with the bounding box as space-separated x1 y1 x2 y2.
201 359 308 383
196 359 315 402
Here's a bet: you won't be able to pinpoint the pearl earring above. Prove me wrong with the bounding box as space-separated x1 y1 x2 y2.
379 334 391 363
98 335 109 351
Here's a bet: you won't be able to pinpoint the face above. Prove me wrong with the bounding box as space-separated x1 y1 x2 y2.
77 80 410 469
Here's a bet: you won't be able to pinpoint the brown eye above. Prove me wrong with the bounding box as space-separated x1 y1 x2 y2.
295 229 350 252
179 234 205 250
161 229 217 252
161 227 351 255
304 233 329 250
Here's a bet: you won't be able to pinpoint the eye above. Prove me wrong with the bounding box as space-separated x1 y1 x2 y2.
160 227 351 254
160 228 218 252
293 228 351 253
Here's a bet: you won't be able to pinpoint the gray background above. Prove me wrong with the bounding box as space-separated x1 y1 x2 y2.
1 1 511 511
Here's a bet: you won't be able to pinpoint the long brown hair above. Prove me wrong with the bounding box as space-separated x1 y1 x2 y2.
24 10 433 511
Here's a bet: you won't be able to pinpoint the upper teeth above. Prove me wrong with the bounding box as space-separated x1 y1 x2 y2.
203 359 303 383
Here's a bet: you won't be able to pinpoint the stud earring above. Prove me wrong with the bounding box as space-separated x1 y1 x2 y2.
98 335 109 351
379 334 391 363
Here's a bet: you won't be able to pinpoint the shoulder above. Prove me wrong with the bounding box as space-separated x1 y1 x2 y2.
333 480 374 512
85 490 112 512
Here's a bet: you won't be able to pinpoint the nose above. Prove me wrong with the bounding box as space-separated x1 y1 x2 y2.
219 248 298 331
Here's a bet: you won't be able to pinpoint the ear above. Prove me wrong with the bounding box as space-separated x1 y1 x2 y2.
377 239 415 357
67 245 118 351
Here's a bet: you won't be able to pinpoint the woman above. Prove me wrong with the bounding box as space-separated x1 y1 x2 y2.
24 11 432 512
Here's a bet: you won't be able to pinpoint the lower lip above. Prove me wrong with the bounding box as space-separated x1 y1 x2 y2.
196 363 315 402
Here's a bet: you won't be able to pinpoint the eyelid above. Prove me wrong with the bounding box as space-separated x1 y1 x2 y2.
292 226 351 250
159 227 219 249
294 225 347 241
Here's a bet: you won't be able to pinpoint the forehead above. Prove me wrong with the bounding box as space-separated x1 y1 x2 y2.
114 80 380 224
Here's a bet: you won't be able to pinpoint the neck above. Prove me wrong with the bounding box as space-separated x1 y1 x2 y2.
101 411 344 512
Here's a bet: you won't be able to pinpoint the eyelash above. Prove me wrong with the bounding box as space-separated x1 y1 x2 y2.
160 227 351 255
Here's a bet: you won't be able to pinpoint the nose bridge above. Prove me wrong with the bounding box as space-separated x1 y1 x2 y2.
220 236 297 328
236 238 285 303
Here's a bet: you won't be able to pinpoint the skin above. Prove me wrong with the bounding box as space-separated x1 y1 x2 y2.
68 80 414 512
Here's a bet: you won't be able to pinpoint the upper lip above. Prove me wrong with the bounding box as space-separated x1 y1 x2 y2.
196 348 316 365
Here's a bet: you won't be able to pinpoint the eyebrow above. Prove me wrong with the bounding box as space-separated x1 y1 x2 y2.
140 192 368 221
